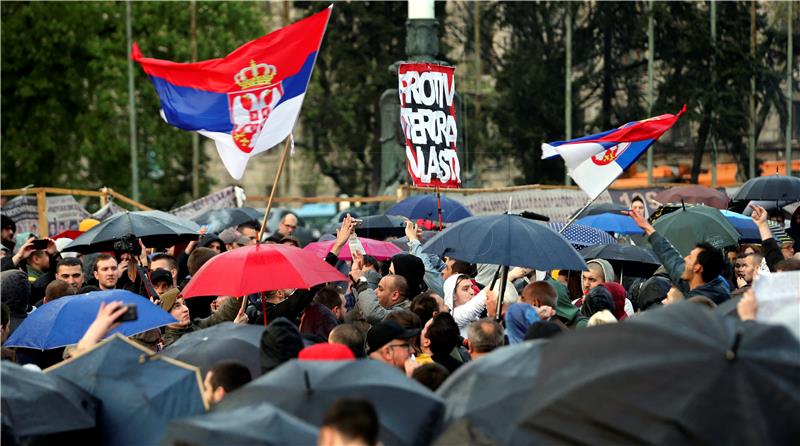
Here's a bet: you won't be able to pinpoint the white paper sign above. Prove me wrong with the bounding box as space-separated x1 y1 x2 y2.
753 271 800 321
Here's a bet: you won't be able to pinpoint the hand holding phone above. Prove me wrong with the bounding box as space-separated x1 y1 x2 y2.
114 304 138 323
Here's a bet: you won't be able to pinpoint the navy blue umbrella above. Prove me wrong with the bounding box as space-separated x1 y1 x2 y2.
164 402 319 446
192 207 262 233
5 290 176 350
577 213 644 235
386 194 472 223
579 244 661 278
48 334 206 446
546 222 617 248
215 359 445 446
163 322 265 378
2 361 99 439
422 214 587 272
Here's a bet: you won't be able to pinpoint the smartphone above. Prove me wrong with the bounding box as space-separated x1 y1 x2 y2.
352 219 363 226
31 239 49 250
115 304 138 323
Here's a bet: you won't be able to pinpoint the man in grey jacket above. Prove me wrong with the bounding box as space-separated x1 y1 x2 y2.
349 254 411 325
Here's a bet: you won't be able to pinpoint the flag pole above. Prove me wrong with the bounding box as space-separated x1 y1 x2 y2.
559 194 601 235
258 137 293 241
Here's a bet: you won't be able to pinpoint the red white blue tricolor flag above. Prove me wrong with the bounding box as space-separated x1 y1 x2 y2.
542 105 686 199
132 6 332 180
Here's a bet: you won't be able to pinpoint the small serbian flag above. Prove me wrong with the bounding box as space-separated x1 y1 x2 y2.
542 105 686 199
132 6 332 180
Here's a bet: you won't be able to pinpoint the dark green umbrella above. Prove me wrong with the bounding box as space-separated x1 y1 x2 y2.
652 204 739 256
2 361 99 438
163 402 318 446
48 334 206 446
511 302 800 445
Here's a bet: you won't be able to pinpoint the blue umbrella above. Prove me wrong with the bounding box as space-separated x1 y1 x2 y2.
576 213 644 235
5 290 176 350
422 214 587 272
545 222 617 248
47 334 206 446
386 194 472 223
720 210 760 242
164 402 319 446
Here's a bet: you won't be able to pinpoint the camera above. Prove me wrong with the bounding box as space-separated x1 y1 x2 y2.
113 234 141 257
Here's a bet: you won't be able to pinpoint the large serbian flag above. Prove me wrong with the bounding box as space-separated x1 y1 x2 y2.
542 105 685 199
132 6 332 180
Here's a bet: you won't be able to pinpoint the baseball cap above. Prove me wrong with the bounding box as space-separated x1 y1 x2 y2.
159 288 180 312
149 268 173 285
366 320 420 355
219 227 251 245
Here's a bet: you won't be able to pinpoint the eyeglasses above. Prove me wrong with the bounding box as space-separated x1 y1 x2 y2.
282 223 297 229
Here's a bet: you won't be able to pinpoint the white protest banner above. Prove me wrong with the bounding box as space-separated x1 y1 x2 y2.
398 63 461 188
169 186 243 220
0 195 90 236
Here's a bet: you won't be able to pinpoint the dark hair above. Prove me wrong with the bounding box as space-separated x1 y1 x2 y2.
188 247 217 276
329 324 366 358
387 274 409 300
322 399 379 446
411 363 450 391
314 286 343 311
581 286 615 318
410 291 439 326
56 257 83 272
385 309 421 330
150 253 177 270
237 221 259 232
1 302 10 327
362 255 379 269
78 285 101 294
776 258 800 271
93 253 115 272
695 242 724 283
1 215 15 231
451 260 477 277
467 318 504 353
524 321 563 340
426 313 460 357
631 195 645 205
208 361 252 393
44 280 75 303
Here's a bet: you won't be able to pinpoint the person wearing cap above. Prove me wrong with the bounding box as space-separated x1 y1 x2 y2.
366 320 419 372
1 214 16 254
159 287 246 348
218 228 251 251
149 268 174 296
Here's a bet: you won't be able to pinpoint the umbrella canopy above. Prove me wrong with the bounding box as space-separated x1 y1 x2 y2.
304 237 402 261
192 207 263 233
571 202 629 219
181 243 346 298
164 402 318 446
386 195 472 223
576 213 645 235
389 231 439 251
2 361 99 438
47 334 206 446
652 205 740 256
436 340 547 444
654 185 730 209
354 215 408 240
511 303 800 445
732 174 800 202
51 229 83 240
422 214 587 271
579 244 661 278
719 209 766 242
214 359 445 446
162 322 265 378
5 290 177 350
63 210 200 253
545 222 617 249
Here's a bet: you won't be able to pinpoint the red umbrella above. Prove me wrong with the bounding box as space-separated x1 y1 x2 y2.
654 185 730 209
181 244 346 299
52 230 83 240
303 237 402 261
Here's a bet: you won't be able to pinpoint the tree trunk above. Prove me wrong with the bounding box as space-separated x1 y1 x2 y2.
691 113 712 183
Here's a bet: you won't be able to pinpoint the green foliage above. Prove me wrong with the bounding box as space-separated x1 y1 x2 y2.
1 1 261 208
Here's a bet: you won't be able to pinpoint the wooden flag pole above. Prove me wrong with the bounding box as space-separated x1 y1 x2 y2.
258 137 293 241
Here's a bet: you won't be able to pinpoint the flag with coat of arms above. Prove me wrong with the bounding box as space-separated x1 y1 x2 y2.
132 6 332 180
542 105 686 200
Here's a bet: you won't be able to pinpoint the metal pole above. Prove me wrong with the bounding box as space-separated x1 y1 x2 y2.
126 0 139 201
565 4 573 186
560 194 601 234
749 0 756 179
710 0 717 187
787 1 793 176
647 0 655 185
191 0 200 198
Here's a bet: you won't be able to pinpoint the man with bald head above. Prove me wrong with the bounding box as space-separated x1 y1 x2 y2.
350 270 412 325
521 281 568 330
267 212 299 243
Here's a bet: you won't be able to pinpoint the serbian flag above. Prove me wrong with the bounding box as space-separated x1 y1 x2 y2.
542 105 686 199
132 6 332 180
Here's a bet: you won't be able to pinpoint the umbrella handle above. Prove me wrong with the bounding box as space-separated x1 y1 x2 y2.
496 266 509 323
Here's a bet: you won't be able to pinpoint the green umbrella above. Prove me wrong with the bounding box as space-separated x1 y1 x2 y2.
653 204 739 256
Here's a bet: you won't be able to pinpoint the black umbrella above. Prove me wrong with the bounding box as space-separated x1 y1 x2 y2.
511 302 800 445
2 361 99 438
47 334 206 446
436 340 547 444
214 359 445 446
163 402 318 446
571 202 629 219
192 207 263 233
579 243 661 279
732 174 800 202
162 322 265 378
354 215 407 240
63 210 201 253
